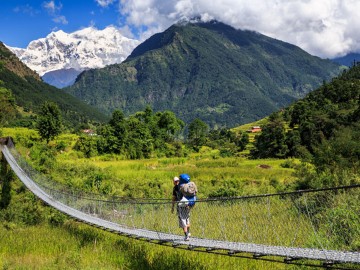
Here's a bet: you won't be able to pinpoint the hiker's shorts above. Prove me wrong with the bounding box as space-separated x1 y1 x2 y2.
178 206 191 228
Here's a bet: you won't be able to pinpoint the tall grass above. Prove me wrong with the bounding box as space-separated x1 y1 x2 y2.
79 156 296 198
0 221 304 270
0 222 130 269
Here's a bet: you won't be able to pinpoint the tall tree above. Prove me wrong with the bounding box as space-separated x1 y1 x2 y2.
0 85 16 127
108 109 127 152
251 119 288 158
125 116 153 159
158 111 184 141
37 102 62 143
188 118 208 150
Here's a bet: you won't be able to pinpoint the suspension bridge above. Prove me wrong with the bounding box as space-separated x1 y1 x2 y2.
1 137 359 269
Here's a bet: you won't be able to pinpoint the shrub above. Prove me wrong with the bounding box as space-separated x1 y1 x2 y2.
55 140 67 151
48 209 67 226
209 187 238 198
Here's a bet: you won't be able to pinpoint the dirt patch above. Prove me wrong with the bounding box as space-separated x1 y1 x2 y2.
257 164 272 169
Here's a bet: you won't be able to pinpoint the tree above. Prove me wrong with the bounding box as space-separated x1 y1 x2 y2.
289 101 311 128
313 126 360 175
298 120 319 153
125 116 153 159
108 110 127 152
235 132 249 152
74 136 98 158
143 105 154 124
251 119 288 158
109 109 125 127
157 111 184 141
37 102 62 143
0 86 16 127
188 118 208 151
97 124 119 154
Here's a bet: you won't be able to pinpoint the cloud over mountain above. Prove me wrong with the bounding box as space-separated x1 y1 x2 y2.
119 0 360 58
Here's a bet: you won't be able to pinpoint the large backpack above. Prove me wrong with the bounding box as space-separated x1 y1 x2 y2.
186 195 197 207
179 174 198 207
180 181 197 197
179 174 197 196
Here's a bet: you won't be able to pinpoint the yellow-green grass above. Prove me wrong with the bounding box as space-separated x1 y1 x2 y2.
0 226 295 270
1 127 39 139
102 197 314 248
53 154 297 199
0 222 129 269
0 214 303 270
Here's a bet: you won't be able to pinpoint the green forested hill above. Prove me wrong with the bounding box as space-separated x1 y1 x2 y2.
0 42 108 127
65 20 341 128
250 63 360 184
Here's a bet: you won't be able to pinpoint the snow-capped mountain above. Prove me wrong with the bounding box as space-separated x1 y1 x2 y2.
7 26 139 88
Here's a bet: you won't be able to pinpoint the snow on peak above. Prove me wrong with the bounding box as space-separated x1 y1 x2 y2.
7 26 140 76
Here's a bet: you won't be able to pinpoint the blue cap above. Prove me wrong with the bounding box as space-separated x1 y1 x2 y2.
179 174 190 184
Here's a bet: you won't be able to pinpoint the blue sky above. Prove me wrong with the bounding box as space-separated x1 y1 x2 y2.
0 0 125 48
1 0 359 58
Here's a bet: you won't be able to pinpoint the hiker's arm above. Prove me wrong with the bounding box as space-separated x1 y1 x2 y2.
171 195 176 213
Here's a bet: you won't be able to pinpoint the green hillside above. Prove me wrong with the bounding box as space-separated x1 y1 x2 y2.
247 63 360 189
0 42 108 128
65 20 341 128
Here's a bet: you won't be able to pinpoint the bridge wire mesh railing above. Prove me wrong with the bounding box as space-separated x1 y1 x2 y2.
2 139 360 260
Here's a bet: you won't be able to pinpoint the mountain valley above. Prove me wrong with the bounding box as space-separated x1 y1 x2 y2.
64 20 341 128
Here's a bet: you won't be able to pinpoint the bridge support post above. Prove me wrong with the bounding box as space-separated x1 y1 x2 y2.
0 148 6 186
0 142 13 209
0 137 9 146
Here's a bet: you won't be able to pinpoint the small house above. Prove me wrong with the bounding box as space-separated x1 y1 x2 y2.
81 129 97 136
247 126 262 133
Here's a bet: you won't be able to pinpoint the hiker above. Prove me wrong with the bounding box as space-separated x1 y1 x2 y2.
177 173 197 241
171 176 189 240
171 176 182 214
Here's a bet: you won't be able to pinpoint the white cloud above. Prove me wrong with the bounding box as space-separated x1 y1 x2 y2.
53 15 68 25
43 1 68 25
95 0 116 8
118 25 135 39
118 0 360 58
43 1 62 14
